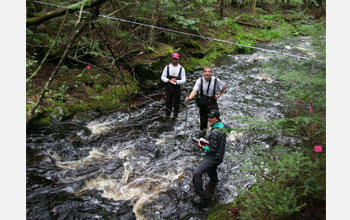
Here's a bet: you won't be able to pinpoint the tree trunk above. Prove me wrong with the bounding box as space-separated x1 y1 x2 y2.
27 15 90 124
252 0 257 16
302 0 308 9
149 0 159 44
231 0 238 8
26 0 107 27
219 0 224 18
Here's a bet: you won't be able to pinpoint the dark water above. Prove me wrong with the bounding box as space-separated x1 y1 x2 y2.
27 38 317 220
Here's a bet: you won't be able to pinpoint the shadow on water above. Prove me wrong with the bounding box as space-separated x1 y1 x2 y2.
27 37 319 220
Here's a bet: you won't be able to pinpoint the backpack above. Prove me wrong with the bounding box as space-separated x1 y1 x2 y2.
195 77 217 108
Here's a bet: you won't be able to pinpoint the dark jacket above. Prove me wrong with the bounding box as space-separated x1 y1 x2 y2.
204 121 227 164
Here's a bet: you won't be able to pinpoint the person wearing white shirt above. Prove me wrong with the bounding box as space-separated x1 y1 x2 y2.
185 66 227 137
161 53 186 118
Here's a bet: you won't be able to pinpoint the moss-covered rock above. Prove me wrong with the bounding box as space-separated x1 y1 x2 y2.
134 63 159 81
28 117 51 128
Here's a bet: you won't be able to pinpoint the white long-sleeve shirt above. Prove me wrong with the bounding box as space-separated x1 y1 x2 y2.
160 64 186 85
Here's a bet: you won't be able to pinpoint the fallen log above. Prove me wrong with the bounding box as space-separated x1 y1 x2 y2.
27 0 107 27
236 20 272 29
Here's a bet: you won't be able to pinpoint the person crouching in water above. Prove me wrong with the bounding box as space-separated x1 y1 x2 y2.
192 109 227 202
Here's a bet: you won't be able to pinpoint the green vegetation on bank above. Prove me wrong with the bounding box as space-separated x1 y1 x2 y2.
208 19 325 219
26 0 325 127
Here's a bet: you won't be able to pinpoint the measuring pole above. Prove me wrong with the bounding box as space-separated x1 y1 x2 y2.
185 103 188 136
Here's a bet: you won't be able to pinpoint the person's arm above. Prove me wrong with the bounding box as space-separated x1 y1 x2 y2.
185 89 197 102
185 79 200 102
197 140 210 152
206 133 219 153
160 66 170 83
215 84 227 100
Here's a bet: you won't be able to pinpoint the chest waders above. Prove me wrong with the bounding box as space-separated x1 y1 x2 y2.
165 65 183 117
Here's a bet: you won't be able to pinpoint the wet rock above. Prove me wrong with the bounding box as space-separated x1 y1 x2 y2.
135 137 157 152
151 148 161 160
134 63 158 81
142 79 159 90
72 111 99 124
190 51 206 59
181 184 191 193
102 159 124 175
176 41 201 50
71 134 83 148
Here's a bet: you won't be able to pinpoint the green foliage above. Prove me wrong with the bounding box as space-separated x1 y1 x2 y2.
34 32 53 45
26 28 35 41
288 9 312 21
231 115 323 141
144 45 155 54
233 32 255 53
26 0 326 132
213 17 242 32
153 44 173 57
260 13 285 23
184 57 211 73
205 41 233 61
239 183 302 219
238 13 255 22
255 29 282 41
67 0 91 10
207 203 236 220
261 31 326 104
214 23 326 219
170 14 200 32
275 23 296 37
48 82 70 104
226 145 325 219
26 54 38 72
201 6 218 22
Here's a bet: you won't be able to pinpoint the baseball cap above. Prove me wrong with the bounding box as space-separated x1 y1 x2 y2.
171 53 179 59
207 109 220 118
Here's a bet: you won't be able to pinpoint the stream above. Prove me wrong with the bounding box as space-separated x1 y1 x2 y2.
26 37 317 220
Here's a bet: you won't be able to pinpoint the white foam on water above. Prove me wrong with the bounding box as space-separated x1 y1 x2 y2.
79 170 184 220
56 148 107 169
86 120 115 135
155 138 166 146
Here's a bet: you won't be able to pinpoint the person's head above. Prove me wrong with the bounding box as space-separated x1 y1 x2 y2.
207 109 220 126
171 53 179 65
203 66 213 81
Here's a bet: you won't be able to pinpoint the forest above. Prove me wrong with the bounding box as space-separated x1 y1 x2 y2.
26 0 326 219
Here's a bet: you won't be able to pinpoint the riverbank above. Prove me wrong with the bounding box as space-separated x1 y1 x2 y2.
207 34 326 219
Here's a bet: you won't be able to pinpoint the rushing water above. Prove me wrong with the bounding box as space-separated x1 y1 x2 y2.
27 38 317 220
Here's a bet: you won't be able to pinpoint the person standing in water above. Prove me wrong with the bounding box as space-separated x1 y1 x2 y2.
185 66 227 136
161 53 186 119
